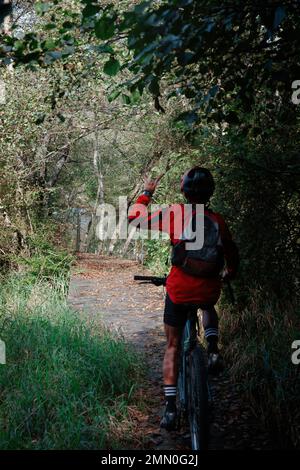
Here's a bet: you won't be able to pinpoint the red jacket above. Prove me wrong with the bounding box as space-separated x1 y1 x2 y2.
128 193 239 305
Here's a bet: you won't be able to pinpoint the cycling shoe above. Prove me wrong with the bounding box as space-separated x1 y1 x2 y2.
208 352 224 375
160 407 177 431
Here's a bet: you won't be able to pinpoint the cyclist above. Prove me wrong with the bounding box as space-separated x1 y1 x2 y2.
128 167 239 431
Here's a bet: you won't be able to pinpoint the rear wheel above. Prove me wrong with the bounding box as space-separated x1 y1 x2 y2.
187 345 209 450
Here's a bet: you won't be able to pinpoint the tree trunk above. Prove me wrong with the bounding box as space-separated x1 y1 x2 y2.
122 226 137 255
86 130 105 252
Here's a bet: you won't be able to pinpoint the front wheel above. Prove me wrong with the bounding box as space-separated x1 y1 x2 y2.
187 345 209 450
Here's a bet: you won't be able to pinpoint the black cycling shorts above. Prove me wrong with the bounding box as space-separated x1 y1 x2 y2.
163 293 214 328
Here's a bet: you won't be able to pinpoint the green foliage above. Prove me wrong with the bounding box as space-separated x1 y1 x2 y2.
13 234 74 284
220 291 300 448
0 276 143 449
95 14 116 40
208 129 299 301
14 250 73 285
3 1 299 124
35 2 53 16
103 57 120 76
119 0 299 122
0 0 299 450
144 239 170 275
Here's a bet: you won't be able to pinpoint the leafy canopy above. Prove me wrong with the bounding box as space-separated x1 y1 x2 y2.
1 0 300 123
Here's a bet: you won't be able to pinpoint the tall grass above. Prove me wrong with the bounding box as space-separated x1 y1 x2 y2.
0 276 143 449
220 291 300 449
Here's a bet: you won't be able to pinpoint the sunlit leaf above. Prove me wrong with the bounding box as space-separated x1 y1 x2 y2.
103 58 120 76
82 3 100 18
95 16 115 40
35 2 52 15
108 89 121 102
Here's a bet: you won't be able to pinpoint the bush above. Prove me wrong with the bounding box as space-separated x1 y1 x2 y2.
12 233 74 285
219 291 300 448
0 277 143 449
144 239 170 275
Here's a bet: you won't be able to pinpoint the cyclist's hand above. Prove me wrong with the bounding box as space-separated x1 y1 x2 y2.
152 277 167 286
144 174 163 194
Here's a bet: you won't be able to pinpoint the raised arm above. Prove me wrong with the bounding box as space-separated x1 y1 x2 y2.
128 175 181 236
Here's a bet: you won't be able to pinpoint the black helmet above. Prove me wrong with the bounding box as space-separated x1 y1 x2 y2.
181 167 215 202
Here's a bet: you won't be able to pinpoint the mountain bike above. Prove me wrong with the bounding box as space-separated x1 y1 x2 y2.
134 274 211 450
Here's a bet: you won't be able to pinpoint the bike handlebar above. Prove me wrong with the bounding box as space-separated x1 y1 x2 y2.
134 274 235 304
133 275 167 286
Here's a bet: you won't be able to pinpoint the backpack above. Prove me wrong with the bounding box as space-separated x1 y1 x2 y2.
171 210 224 277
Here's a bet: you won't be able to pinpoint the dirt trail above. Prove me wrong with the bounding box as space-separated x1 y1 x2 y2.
68 254 272 450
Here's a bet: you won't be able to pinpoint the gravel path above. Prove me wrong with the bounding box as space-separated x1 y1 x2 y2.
68 254 272 450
